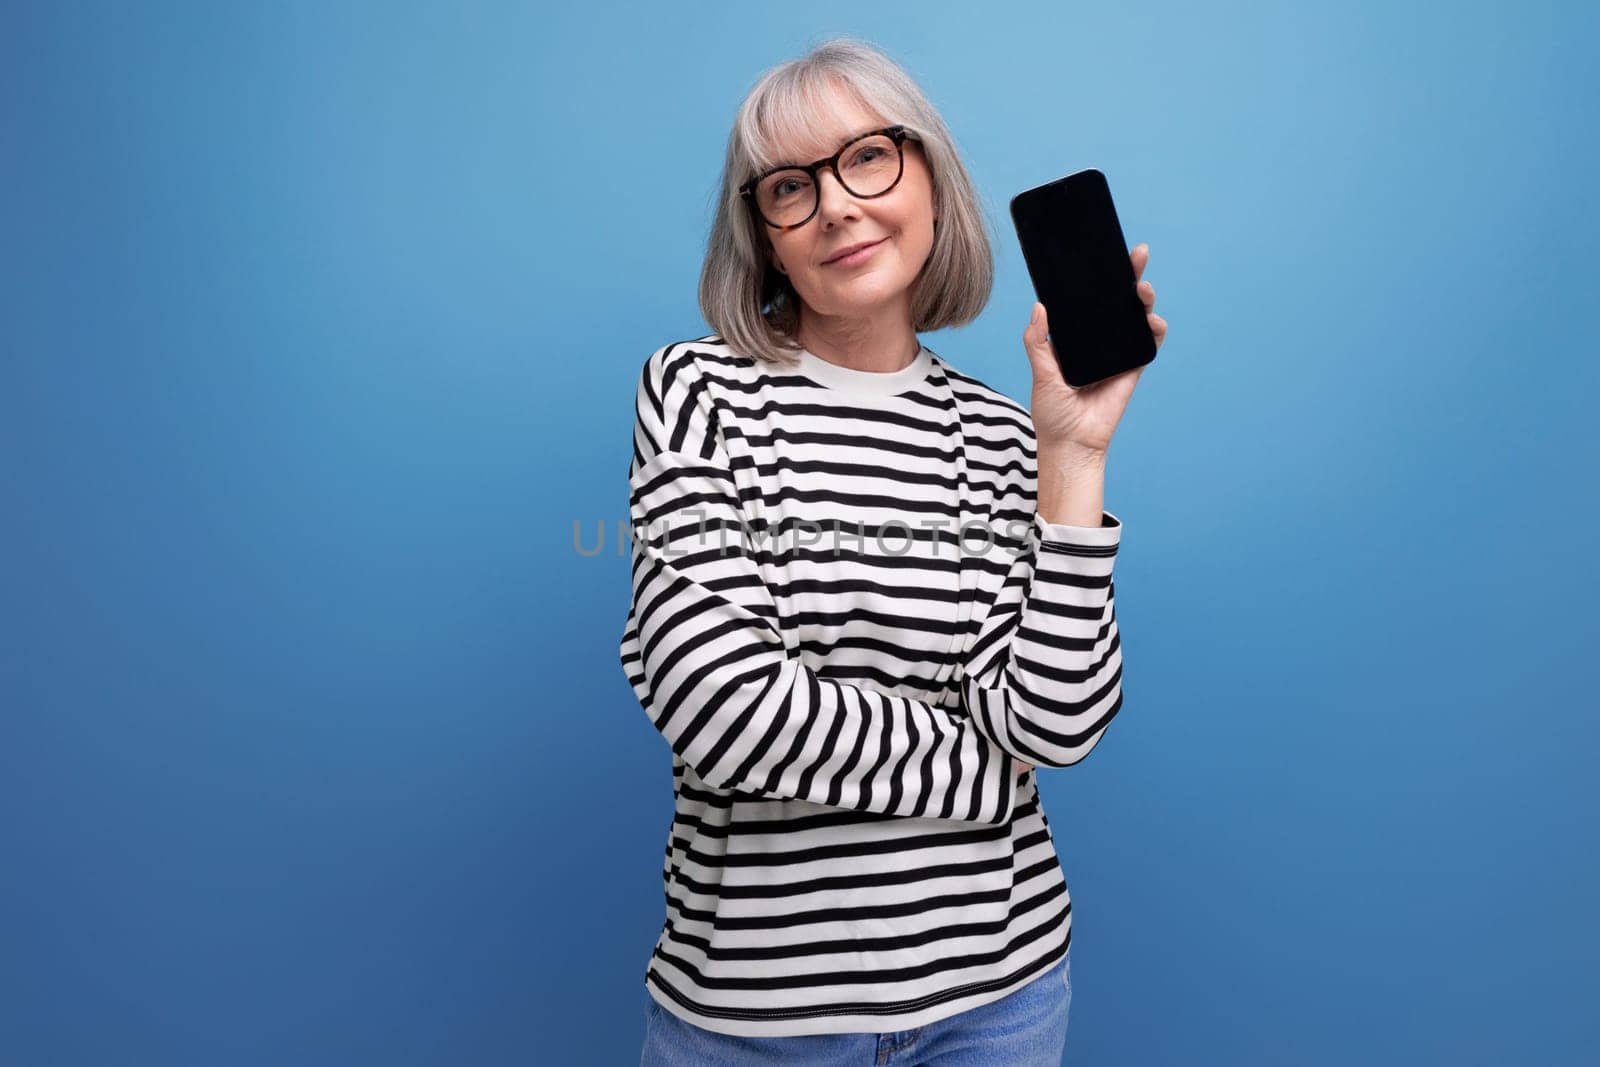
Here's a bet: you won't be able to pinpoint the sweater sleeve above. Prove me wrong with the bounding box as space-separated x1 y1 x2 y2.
617 344 1017 825
959 501 1125 770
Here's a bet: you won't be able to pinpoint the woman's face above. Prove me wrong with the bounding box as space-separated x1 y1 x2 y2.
761 97 937 325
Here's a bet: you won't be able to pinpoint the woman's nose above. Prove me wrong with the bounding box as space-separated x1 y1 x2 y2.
814 167 860 220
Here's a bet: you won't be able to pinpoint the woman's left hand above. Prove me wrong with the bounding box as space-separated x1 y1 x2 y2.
1023 242 1167 456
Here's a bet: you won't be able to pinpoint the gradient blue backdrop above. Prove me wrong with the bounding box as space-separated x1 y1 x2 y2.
3 2 1596 1064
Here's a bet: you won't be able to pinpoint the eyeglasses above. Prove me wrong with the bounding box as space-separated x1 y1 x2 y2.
739 125 918 230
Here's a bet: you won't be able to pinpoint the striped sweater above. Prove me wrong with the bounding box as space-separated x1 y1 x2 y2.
618 334 1125 1037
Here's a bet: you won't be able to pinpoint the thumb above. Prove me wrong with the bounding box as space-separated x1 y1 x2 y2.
1024 303 1057 374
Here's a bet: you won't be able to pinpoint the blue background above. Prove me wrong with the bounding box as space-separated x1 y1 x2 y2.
3 2 1596 1064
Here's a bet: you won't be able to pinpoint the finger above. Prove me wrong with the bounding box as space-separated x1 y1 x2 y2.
1149 313 1167 346
1130 242 1149 280
1138 280 1156 310
1024 303 1062 379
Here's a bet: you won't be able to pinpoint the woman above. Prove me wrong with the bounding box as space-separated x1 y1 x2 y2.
619 36 1166 1065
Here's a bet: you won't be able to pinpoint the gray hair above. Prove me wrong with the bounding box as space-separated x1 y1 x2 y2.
698 36 995 367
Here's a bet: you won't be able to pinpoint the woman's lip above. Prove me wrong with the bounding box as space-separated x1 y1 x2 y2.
825 238 886 266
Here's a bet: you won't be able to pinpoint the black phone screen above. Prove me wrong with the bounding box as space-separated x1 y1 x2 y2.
1009 169 1156 388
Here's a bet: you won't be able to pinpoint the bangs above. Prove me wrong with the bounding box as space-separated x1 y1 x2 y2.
744 73 888 175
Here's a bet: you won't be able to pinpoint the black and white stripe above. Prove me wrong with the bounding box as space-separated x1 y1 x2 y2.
619 335 1124 1037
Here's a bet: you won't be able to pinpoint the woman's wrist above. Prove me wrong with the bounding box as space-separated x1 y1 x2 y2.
1039 440 1108 467
1036 446 1107 528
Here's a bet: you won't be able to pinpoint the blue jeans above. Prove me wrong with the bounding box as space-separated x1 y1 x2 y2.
640 951 1071 1066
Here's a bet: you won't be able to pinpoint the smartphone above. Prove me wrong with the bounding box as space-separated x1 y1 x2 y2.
1009 169 1156 388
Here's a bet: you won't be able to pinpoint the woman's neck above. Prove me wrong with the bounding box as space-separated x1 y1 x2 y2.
795 306 919 372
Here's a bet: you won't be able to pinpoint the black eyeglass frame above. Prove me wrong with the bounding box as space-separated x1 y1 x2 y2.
738 124 919 231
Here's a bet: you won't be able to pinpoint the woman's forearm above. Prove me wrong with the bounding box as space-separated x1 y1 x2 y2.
1036 446 1108 528
1016 445 1113 776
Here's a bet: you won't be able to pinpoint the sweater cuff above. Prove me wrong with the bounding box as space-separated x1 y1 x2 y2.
1034 509 1121 549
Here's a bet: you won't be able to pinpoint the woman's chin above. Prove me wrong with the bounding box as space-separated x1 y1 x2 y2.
819 272 911 307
